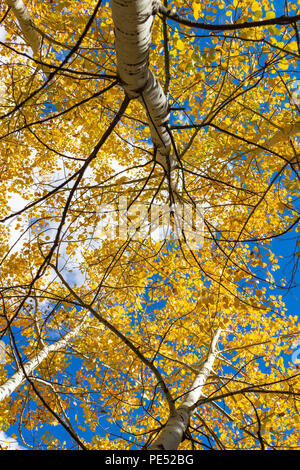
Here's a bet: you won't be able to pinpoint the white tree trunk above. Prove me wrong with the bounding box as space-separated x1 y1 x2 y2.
0 317 87 402
111 0 173 171
150 328 221 450
6 0 41 55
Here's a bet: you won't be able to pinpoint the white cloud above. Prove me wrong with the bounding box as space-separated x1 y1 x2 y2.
6 193 29 253
0 25 6 43
0 431 26 450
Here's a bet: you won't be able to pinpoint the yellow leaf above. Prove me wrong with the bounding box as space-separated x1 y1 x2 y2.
193 2 201 20
177 39 185 51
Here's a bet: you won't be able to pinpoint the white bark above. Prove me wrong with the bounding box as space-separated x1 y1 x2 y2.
150 328 221 450
111 0 174 171
6 0 41 55
0 316 87 402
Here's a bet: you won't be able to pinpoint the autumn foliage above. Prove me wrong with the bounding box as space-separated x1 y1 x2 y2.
0 0 299 450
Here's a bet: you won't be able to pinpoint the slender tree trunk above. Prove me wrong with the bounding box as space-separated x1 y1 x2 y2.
149 328 221 450
111 0 174 171
5 0 41 55
0 316 87 402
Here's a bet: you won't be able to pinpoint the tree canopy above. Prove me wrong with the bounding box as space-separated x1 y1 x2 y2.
0 0 299 451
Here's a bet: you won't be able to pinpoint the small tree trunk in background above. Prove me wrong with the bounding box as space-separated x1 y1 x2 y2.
0 316 87 402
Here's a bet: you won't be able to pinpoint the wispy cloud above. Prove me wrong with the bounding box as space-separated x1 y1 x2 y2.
0 431 26 450
0 25 6 42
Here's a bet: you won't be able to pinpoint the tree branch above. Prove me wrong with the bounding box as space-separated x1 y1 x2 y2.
156 3 300 32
